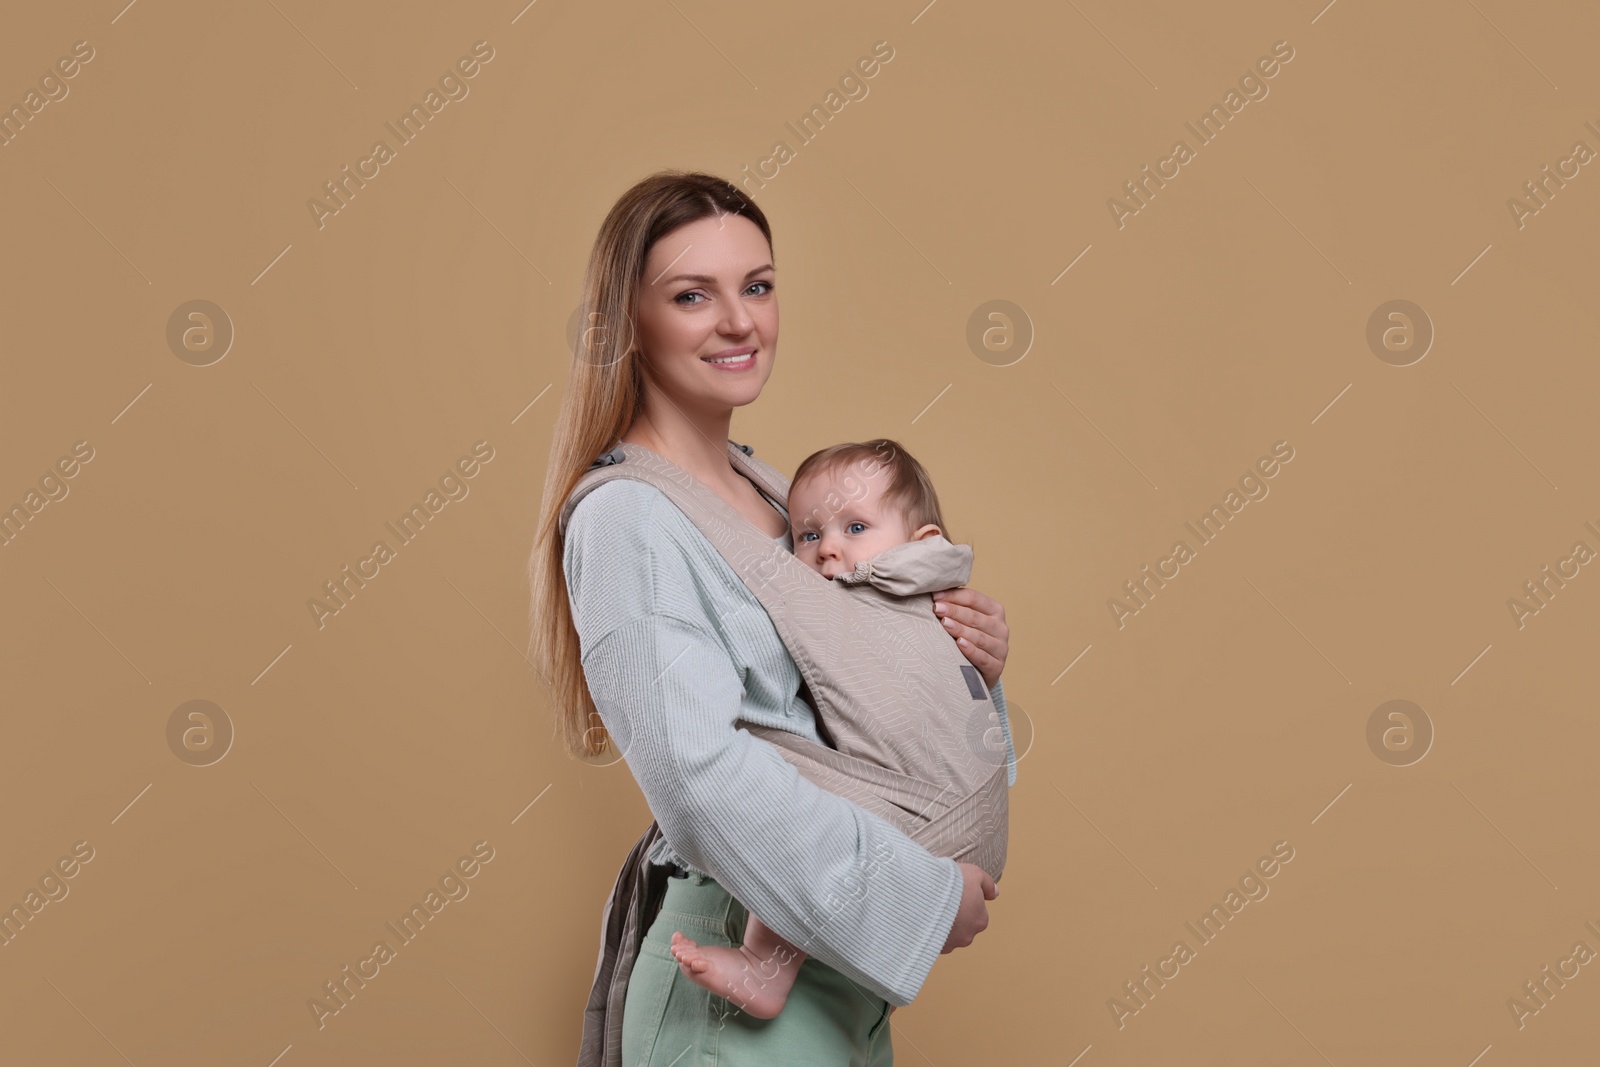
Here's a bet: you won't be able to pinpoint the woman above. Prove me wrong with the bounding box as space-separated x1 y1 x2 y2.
528 171 1011 1065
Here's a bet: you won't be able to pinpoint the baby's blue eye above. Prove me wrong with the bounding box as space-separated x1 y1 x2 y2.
847 522 866 534
798 531 816 543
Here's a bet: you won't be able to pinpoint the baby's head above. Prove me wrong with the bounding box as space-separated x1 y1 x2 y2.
788 439 948 579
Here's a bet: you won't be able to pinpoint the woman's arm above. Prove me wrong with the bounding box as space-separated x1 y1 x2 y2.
565 480 967 1005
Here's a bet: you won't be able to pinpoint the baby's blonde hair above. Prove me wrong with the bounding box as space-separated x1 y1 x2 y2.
790 438 950 541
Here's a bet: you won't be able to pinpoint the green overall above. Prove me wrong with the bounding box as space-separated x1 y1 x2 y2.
622 869 895 1067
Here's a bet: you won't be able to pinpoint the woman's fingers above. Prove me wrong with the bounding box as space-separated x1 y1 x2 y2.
955 636 1002 690
947 615 1003 660
932 588 1009 643
938 619 1005 682
932 587 1009 687
934 585 1002 617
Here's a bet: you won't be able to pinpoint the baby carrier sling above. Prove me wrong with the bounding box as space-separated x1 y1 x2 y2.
560 438 1009 1067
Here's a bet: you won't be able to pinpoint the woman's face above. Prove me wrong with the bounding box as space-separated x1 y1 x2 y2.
633 214 777 414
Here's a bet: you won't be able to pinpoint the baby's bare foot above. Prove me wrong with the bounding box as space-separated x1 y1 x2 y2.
668 930 712 975
667 930 796 1019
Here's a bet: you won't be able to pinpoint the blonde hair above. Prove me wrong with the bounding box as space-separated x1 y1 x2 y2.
791 438 950 540
526 170 774 759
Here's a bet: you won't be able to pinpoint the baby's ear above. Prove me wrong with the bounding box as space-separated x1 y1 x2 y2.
911 523 942 541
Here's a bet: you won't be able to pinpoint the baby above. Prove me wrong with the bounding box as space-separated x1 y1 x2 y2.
666 437 980 1018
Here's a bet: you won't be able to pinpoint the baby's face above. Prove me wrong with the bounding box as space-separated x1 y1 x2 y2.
788 469 925 579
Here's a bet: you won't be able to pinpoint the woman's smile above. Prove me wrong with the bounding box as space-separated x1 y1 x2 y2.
703 346 758 371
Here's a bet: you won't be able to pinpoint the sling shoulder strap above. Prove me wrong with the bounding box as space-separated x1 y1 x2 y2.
575 819 668 1067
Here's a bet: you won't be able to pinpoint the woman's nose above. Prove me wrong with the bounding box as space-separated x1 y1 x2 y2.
718 300 753 335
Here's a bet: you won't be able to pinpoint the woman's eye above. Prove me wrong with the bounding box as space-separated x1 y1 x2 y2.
676 282 770 304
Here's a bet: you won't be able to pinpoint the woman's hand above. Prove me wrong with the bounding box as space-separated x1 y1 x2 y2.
940 861 999 954
931 587 1008 689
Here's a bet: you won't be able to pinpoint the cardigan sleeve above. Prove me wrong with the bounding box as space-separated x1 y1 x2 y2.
990 679 1018 788
563 479 966 1006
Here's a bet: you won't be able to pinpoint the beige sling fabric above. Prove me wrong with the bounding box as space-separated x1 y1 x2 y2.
575 821 669 1067
560 438 1009 1067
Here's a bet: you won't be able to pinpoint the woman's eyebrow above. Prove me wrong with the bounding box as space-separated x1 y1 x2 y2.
660 264 775 286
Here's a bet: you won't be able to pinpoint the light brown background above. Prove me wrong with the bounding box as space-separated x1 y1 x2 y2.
2 0 1596 1063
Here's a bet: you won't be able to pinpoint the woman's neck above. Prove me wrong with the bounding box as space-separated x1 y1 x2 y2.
620 402 738 487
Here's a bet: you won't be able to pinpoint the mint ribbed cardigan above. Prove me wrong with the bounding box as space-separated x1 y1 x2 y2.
563 476 1015 1006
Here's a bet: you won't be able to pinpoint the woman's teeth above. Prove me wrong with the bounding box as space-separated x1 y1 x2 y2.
706 353 752 364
